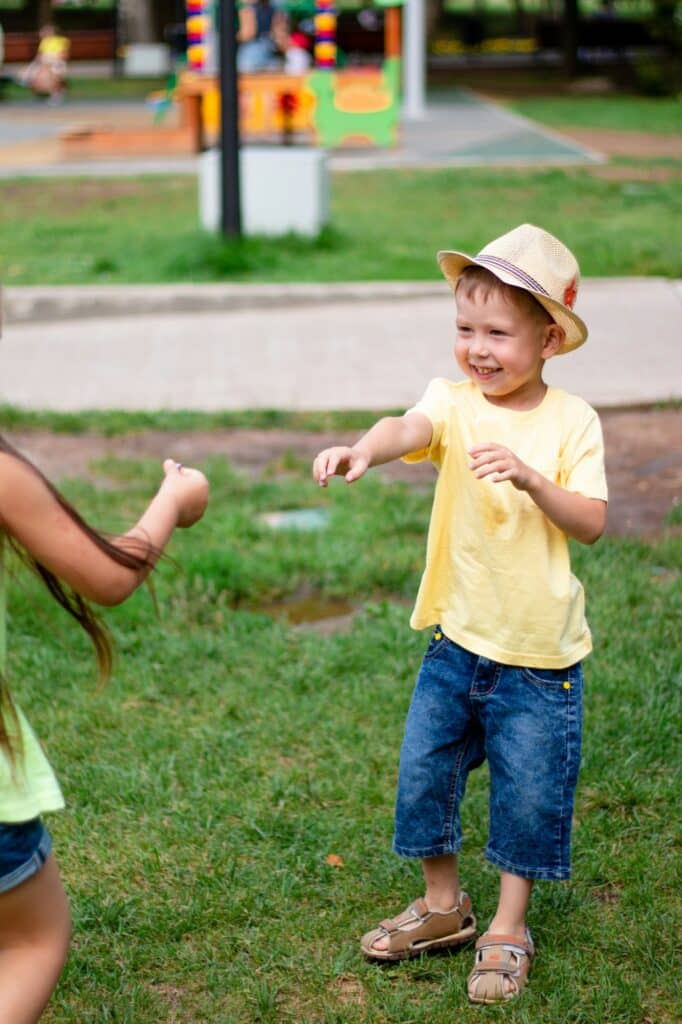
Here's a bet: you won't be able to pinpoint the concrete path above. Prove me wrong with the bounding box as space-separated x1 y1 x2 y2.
0 89 600 178
1 89 672 413
2 279 679 411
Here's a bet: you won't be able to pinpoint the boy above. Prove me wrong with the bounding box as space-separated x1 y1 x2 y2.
312 224 607 1003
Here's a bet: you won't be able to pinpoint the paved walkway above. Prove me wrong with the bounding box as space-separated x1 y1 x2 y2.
2 88 675 412
0 89 600 177
2 279 680 410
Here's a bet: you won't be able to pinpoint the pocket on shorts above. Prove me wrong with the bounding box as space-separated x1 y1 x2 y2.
424 626 449 660
521 664 579 689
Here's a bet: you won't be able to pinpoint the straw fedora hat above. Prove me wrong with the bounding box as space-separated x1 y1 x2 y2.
438 223 588 354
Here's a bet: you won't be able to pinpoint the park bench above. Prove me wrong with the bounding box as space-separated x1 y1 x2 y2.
2 28 115 64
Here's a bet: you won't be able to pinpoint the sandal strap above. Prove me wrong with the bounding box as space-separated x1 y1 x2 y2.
379 898 428 934
475 931 533 957
378 894 474 952
468 930 533 1004
473 957 522 975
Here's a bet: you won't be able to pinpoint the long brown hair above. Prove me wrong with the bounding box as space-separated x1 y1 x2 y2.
0 434 157 759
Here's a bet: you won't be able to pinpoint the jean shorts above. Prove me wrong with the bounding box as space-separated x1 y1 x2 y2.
0 817 52 894
394 630 583 881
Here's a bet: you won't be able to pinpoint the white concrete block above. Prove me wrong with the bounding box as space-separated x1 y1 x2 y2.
199 146 329 237
123 44 171 77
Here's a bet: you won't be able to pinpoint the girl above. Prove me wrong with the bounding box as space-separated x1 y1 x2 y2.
0 432 208 1023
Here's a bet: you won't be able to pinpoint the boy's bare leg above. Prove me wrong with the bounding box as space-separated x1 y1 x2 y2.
0 853 71 1024
422 853 460 910
370 854 461 952
488 871 532 937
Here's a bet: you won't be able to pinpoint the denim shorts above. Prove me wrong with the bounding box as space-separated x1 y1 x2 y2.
394 630 583 881
0 817 52 894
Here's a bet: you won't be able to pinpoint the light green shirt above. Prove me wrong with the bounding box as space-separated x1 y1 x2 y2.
0 533 64 822
0 704 64 822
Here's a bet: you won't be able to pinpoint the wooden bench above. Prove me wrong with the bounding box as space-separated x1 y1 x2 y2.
2 29 115 64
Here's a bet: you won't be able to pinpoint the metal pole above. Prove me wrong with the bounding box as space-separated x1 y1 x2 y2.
403 0 426 121
218 0 241 236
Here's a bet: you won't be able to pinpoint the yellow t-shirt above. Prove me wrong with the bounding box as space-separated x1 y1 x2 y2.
0 703 64 823
403 379 608 669
38 35 70 61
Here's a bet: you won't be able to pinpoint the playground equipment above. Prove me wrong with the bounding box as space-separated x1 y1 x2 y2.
59 0 403 160
178 0 404 148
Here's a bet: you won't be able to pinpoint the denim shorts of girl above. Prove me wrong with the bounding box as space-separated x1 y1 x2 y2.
0 817 52 894
393 630 583 881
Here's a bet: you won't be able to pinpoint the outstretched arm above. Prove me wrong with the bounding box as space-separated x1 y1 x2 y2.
0 455 209 605
237 6 257 42
469 443 606 544
313 412 433 487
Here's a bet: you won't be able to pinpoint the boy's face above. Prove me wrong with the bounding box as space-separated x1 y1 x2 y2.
454 287 561 409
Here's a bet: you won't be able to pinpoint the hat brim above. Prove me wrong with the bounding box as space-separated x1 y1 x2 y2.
438 250 588 355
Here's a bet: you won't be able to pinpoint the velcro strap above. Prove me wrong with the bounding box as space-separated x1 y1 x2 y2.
477 935 530 956
473 958 517 975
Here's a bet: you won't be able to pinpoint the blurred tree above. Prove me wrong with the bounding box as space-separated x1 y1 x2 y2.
426 0 442 39
563 0 579 75
119 0 154 42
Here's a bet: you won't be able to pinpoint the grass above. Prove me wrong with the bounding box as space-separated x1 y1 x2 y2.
506 95 682 135
4 443 680 1023
1 163 681 286
0 405 392 437
0 76 169 103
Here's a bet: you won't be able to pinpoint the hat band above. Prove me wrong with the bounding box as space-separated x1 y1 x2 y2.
475 254 550 298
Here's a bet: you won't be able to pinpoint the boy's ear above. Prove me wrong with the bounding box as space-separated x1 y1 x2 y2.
542 323 565 360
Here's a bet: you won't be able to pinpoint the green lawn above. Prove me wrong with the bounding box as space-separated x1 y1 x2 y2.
0 406 390 437
5 443 680 1024
507 95 682 135
0 76 168 103
1 164 680 285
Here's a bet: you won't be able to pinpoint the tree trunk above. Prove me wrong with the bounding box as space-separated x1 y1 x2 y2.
426 0 445 41
563 0 580 77
120 0 156 44
38 0 51 27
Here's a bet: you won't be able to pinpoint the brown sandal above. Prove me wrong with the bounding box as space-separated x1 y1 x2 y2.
467 930 534 1003
360 893 477 962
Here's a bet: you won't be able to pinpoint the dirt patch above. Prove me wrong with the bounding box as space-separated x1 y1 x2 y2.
585 163 681 182
556 127 682 160
0 176 171 216
7 406 681 539
332 975 367 1007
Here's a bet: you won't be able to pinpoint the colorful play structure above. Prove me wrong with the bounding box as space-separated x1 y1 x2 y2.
179 0 404 148
59 0 404 159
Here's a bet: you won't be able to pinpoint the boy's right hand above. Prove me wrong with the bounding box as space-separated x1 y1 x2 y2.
313 446 369 487
161 459 210 527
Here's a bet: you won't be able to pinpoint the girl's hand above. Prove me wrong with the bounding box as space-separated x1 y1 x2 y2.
160 460 209 527
468 443 536 492
313 446 370 487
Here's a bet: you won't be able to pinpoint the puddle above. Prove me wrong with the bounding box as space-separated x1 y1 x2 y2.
258 595 355 627
260 508 330 531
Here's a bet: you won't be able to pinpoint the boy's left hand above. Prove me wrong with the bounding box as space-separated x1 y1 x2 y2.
468 443 536 492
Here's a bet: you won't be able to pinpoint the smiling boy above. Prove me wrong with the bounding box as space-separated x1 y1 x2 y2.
312 224 608 1003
